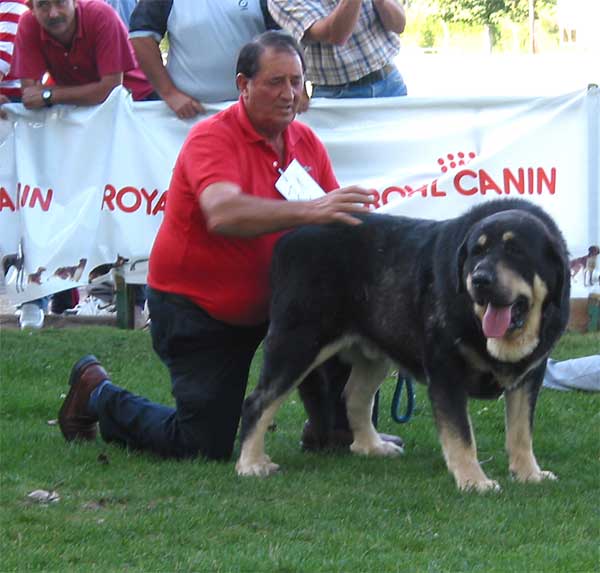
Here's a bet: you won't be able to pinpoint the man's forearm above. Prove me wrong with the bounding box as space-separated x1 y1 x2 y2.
304 0 362 46
204 193 318 237
130 36 177 98
373 0 406 33
131 36 204 118
21 74 122 108
200 182 374 237
50 78 122 106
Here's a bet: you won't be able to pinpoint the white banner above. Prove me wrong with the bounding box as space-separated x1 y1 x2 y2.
0 86 598 304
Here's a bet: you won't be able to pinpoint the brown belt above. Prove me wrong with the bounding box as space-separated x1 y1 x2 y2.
317 63 396 89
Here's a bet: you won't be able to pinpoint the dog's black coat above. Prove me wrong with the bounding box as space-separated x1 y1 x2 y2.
238 198 570 489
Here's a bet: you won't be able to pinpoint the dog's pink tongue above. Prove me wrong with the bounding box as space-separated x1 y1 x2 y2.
482 304 512 338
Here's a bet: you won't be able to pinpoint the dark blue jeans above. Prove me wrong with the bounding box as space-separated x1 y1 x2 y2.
96 288 267 460
312 67 407 99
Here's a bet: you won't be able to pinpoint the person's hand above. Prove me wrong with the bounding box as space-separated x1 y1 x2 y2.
297 82 311 114
163 88 205 119
0 94 9 119
21 85 46 110
311 185 376 226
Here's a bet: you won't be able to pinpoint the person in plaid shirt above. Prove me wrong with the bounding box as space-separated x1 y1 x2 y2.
268 0 407 98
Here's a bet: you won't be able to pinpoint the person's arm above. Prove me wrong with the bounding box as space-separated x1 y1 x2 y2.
0 94 9 119
0 0 28 81
303 0 362 46
130 36 204 119
20 73 123 108
200 181 375 237
372 0 406 34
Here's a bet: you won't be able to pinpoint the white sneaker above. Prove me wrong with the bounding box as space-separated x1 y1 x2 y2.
134 304 151 330
70 296 115 316
19 303 45 330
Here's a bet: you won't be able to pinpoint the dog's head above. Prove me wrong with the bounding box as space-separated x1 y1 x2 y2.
456 209 567 363
589 245 600 256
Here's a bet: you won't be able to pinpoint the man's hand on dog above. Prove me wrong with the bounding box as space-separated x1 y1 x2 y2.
312 185 376 226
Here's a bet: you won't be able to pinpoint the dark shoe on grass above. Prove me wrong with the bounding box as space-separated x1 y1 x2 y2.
58 355 108 442
301 420 404 451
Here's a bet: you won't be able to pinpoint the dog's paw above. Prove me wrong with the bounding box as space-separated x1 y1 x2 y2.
350 439 404 457
457 477 502 493
235 455 280 478
511 469 558 483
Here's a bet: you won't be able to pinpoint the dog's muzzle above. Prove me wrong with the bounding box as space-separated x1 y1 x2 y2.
470 269 530 338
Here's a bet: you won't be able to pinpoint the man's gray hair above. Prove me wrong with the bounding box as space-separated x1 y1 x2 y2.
236 30 305 78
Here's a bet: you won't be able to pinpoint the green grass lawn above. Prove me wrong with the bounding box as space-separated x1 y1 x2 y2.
1 328 598 572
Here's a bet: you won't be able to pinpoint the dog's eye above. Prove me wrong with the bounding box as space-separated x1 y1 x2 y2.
471 244 486 257
504 241 522 256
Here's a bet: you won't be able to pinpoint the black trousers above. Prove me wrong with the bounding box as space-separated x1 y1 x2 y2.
96 288 267 460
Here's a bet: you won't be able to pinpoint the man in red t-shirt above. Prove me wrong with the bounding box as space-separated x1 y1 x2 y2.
12 0 153 108
57 31 400 461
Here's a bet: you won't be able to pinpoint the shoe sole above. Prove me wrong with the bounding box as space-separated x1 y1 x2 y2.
68 355 99 387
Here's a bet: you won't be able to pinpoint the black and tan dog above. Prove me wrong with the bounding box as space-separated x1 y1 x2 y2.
236 198 570 492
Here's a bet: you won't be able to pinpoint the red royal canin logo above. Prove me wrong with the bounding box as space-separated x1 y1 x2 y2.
370 150 556 209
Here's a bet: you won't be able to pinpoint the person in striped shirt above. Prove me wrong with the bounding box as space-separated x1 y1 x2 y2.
0 0 28 102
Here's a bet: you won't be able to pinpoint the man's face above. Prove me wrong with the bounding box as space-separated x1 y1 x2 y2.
238 47 304 137
32 0 77 42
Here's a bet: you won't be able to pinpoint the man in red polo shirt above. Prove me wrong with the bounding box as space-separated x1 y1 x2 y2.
12 0 152 108
56 31 398 462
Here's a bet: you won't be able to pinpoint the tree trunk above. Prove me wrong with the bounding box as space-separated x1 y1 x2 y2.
483 24 493 53
529 0 537 54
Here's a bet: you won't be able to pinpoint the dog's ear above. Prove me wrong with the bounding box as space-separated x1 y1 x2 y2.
455 236 468 293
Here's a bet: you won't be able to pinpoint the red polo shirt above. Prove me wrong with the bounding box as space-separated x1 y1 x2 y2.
148 99 339 326
12 0 152 101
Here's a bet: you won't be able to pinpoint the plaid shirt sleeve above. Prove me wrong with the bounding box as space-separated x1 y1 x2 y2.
267 0 327 42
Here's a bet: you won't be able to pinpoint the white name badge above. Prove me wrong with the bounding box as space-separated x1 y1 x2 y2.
275 159 326 201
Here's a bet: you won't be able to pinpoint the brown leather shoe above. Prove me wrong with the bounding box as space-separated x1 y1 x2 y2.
58 355 109 442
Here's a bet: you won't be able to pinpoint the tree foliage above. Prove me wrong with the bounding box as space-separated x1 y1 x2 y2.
436 0 556 26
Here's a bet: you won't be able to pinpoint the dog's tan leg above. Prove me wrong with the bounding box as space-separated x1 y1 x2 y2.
344 356 402 457
429 380 499 492
236 397 285 477
505 385 557 483
438 419 501 492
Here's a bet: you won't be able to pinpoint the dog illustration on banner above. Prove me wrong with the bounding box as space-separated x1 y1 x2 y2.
570 245 599 286
2 245 88 294
88 255 129 282
54 258 87 282
28 267 46 285
2 240 26 293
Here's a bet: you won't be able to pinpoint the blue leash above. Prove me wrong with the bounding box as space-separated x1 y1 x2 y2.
391 374 415 424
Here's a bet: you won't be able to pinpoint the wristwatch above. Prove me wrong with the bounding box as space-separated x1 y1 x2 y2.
41 89 53 107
